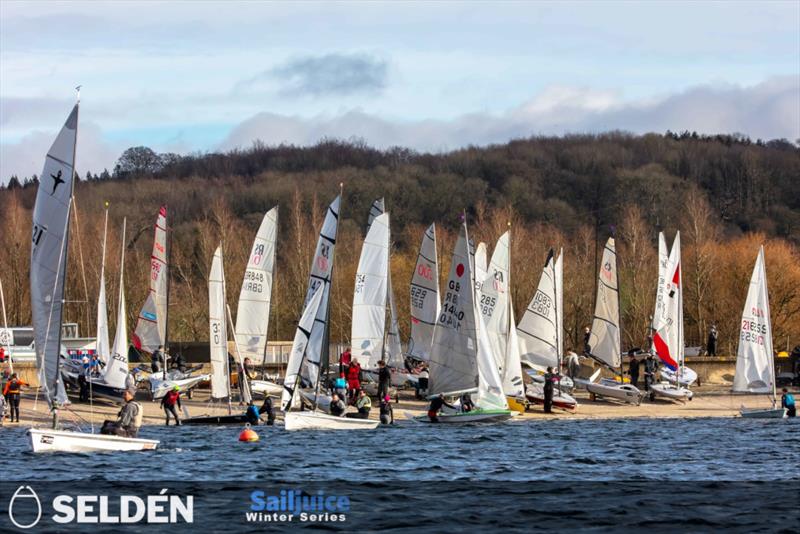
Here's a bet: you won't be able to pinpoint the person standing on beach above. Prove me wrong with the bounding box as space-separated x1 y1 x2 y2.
2 373 26 423
707 324 718 356
377 359 391 400
161 385 182 426
583 327 591 355
628 352 640 388
781 388 796 417
565 349 580 379
543 367 557 413
643 354 658 392
339 346 352 375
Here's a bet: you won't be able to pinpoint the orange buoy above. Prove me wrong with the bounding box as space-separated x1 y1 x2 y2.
238 424 259 442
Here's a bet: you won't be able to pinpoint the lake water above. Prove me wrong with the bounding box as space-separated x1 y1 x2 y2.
2 418 799 532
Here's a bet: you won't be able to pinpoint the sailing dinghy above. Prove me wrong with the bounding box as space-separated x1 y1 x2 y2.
408 223 441 367
583 238 643 405
27 98 158 453
735 247 786 419
649 232 693 402
517 249 577 410
282 195 379 431
419 221 512 424
134 206 208 399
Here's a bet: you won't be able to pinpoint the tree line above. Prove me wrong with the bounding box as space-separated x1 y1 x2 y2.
0 132 798 355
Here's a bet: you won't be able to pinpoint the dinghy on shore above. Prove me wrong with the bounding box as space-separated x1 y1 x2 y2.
734 247 786 419
26 97 159 453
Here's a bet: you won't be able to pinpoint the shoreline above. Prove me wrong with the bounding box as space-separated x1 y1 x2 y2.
3 385 790 428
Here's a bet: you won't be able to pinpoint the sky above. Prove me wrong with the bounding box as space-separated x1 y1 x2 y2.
1 0 798 180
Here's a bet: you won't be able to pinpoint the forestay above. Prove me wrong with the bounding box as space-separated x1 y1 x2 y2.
104 219 129 390
652 232 683 371
302 195 341 386
133 206 168 353
408 223 440 362
282 285 325 411
208 246 229 399
428 225 479 396
733 246 775 395
351 212 390 369
235 207 278 364
588 238 621 370
30 103 79 406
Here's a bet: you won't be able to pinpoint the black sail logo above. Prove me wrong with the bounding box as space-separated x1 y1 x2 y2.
8 485 42 529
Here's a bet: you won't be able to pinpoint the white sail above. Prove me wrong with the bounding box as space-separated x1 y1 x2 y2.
95 209 110 364
234 207 278 364
30 103 78 406
652 232 669 353
366 197 385 233
517 250 559 371
474 242 488 294
351 212 390 369
302 195 341 386
428 224 479 396
479 231 511 372
282 284 325 411
653 232 683 371
408 223 440 362
733 247 774 396
133 206 168 353
208 246 229 399
588 238 621 370
385 270 404 368
105 219 129 389
502 295 524 397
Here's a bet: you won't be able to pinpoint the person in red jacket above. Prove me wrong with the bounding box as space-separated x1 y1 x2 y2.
3 373 27 423
160 385 182 426
346 357 362 405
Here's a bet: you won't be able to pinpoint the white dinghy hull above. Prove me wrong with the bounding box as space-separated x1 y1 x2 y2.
659 366 698 387
284 411 379 431
739 407 787 419
411 409 513 424
250 379 283 397
525 383 578 411
649 382 693 402
150 374 209 400
586 380 643 405
28 428 159 453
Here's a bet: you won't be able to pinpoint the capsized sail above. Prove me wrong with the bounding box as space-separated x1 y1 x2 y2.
282 284 325 411
208 246 229 399
653 232 683 371
234 207 278 364
733 247 775 395
351 212 390 369
302 195 341 386
408 223 440 362
95 209 110 364
588 238 621 370
428 224 479 396
517 250 559 371
132 206 168 353
30 103 78 406
104 219 129 390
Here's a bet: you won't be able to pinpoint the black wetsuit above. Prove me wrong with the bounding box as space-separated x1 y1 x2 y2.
380 400 393 424
543 373 555 413
260 397 276 425
629 359 640 388
377 366 391 400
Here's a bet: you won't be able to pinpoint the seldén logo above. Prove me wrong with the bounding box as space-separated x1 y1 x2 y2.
7 486 193 528
248 489 349 523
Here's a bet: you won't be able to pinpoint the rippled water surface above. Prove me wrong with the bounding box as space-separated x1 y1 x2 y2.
4 417 799 481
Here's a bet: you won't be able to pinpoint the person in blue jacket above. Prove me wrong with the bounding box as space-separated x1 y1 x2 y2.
781 388 796 417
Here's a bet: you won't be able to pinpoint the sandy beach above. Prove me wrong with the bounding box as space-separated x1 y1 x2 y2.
2 385 788 429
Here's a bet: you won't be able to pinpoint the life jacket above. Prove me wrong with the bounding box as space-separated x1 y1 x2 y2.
6 379 22 395
347 364 361 384
164 390 180 406
357 395 372 410
131 402 143 429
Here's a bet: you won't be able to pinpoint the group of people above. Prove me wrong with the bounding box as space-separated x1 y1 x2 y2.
324 348 393 424
626 351 661 391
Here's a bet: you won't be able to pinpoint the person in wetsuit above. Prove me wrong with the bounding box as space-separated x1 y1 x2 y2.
427 395 456 423
628 352 640 388
377 360 391 400
543 367 557 413
245 401 260 425
379 394 394 424
644 354 658 392
260 396 276 425
460 392 475 412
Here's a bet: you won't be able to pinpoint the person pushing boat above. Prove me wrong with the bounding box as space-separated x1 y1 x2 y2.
259 395 276 425
782 388 796 417
427 394 456 423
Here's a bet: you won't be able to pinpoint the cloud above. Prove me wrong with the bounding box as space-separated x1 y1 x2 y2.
219 77 800 153
238 53 388 97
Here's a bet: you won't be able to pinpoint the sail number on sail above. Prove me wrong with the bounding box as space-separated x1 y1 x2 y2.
439 280 465 330
242 269 266 293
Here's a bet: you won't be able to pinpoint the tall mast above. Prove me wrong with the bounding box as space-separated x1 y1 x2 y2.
0 279 11 374
162 205 171 379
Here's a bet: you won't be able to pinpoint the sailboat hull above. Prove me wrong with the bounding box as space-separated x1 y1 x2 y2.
586 381 643 405
649 382 693 401
659 366 698 387
183 414 249 425
284 411 379 431
525 383 578 411
150 374 209 399
250 379 283 396
739 408 787 419
412 409 513 424
28 429 159 453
